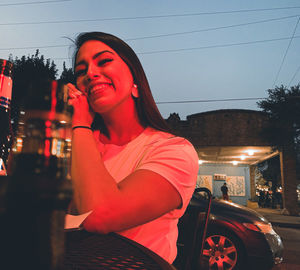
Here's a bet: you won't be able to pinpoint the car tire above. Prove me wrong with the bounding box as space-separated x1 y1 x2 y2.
200 228 246 270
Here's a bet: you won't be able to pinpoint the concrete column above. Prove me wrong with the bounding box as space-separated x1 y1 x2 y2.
249 165 256 200
279 148 299 216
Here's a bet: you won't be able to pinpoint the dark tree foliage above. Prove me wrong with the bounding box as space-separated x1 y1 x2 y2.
8 50 58 131
60 61 75 84
257 85 300 148
257 85 300 179
9 49 58 105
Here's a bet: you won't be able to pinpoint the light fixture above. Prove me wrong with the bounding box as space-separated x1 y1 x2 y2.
198 160 203 165
240 155 246 160
232 161 238 165
246 150 255 156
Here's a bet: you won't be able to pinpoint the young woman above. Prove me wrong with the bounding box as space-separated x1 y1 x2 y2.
67 31 199 263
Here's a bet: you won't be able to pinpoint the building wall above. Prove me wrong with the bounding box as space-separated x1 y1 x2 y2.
198 163 251 206
167 109 270 147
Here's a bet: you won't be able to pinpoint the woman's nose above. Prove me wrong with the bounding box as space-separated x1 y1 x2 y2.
86 64 99 80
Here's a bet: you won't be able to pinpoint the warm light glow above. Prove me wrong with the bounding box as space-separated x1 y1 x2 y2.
44 139 51 157
198 160 203 165
51 138 58 156
45 120 52 128
232 161 238 165
246 150 255 156
49 80 57 121
240 155 246 160
16 137 23 152
57 140 62 156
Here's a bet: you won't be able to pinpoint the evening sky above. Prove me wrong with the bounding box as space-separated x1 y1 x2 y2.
1 0 300 119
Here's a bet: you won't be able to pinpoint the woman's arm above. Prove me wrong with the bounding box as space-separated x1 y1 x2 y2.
71 128 182 233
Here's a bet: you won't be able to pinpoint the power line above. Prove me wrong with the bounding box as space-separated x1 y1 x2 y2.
138 35 300 55
3 35 300 54
1 14 298 52
273 16 300 87
0 45 68 51
288 65 300 87
1 6 300 26
125 15 300 41
156 96 300 105
156 97 266 105
0 0 71 7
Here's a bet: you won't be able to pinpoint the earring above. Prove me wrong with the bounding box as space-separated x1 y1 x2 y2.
131 84 139 98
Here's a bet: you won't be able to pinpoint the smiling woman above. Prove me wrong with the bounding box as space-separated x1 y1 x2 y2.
66 31 199 264
74 41 136 116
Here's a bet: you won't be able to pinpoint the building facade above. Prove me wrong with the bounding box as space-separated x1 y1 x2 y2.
167 109 298 214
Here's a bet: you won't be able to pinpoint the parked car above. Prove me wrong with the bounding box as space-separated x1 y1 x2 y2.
174 189 283 270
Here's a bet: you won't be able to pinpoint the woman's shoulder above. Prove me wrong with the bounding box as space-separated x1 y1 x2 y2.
144 127 194 147
141 128 198 161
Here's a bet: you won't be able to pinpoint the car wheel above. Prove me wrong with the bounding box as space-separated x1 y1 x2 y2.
201 229 245 270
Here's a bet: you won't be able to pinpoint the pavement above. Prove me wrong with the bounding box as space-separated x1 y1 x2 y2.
249 207 300 229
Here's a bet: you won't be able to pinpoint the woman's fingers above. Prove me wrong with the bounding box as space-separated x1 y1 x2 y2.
67 83 85 99
67 84 83 106
66 83 94 125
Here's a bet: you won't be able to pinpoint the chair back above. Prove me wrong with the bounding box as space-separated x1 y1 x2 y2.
175 187 212 270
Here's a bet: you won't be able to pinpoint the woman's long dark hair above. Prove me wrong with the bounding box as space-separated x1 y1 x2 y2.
72 32 171 135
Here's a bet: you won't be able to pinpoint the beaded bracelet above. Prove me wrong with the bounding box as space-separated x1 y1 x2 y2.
72 126 92 131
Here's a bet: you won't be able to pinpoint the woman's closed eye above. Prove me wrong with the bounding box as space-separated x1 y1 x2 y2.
75 59 113 76
75 68 86 78
97 58 113 66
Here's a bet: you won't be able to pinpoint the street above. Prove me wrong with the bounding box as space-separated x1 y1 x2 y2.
272 226 300 270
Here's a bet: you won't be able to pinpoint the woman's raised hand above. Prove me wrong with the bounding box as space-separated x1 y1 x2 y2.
67 83 95 127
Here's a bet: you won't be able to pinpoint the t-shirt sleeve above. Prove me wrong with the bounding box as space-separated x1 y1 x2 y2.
135 137 199 212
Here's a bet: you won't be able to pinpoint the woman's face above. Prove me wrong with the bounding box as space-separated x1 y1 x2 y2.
74 40 136 115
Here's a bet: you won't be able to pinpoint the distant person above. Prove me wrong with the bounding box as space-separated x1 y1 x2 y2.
265 190 271 208
258 190 265 208
276 191 283 209
221 183 229 200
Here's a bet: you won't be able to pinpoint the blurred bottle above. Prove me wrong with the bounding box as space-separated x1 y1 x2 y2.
0 59 13 176
3 80 73 270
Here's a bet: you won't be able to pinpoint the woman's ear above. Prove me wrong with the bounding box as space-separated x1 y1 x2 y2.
131 84 139 98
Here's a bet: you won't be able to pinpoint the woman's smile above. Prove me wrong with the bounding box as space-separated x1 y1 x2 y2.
89 87 113 105
88 82 113 97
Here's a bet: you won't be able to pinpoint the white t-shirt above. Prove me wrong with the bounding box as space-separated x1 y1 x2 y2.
93 127 199 263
